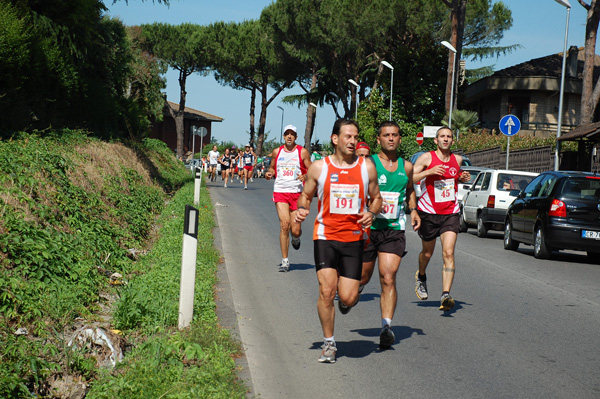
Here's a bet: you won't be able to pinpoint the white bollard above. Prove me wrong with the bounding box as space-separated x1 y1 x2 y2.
178 205 199 330
194 167 201 206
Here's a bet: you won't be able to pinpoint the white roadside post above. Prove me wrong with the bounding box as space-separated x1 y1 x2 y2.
178 205 199 330
194 167 201 206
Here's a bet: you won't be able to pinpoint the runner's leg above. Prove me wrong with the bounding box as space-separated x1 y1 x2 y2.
317 268 339 338
439 231 458 293
418 239 436 275
275 202 292 259
377 252 401 320
360 260 376 288
337 275 360 310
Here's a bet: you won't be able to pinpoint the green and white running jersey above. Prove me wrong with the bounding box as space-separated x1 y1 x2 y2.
371 154 408 231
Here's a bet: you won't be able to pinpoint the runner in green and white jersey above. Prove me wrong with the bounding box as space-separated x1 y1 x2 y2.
360 121 421 349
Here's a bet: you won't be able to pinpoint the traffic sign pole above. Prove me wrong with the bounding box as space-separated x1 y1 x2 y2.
499 115 521 170
416 131 424 150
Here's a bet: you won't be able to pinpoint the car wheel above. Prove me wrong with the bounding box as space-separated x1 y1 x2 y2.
533 225 551 259
476 214 488 238
586 251 600 264
503 219 519 251
459 210 468 233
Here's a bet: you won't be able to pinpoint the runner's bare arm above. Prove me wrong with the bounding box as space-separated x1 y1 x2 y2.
294 160 322 223
357 160 382 228
454 155 471 182
298 147 312 182
404 161 421 231
265 148 279 180
412 152 443 182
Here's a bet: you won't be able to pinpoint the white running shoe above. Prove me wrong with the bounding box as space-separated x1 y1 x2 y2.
279 259 290 272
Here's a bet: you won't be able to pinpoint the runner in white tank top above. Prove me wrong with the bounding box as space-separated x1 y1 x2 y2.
265 125 311 271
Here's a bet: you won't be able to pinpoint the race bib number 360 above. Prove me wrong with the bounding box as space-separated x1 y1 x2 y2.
277 162 299 180
434 178 455 202
330 183 360 214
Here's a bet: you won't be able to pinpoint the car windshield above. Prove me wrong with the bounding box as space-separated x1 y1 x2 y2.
559 177 600 199
496 173 536 191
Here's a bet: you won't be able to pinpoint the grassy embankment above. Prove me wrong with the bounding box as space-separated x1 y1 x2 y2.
0 131 246 398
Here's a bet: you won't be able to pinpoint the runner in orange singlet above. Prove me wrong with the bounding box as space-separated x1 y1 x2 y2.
412 127 471 311
295 119 382 363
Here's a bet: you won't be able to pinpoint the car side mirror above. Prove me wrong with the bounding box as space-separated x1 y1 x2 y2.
509 189 521 197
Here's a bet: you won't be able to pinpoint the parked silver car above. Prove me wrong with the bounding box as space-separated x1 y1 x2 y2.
462 169 538 237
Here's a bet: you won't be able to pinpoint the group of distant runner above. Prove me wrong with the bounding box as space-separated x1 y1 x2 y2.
205 144 258 190
203 119 470 364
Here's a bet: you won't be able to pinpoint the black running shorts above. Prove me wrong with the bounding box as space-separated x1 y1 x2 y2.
417 211 460 242
314 239 363 280
363 229 407 263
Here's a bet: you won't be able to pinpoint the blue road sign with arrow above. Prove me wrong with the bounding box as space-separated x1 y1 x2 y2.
499 114 521 136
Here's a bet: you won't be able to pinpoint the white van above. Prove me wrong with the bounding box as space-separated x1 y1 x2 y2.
462 169 538 237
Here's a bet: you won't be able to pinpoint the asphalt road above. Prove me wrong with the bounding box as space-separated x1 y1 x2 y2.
209 175 600 399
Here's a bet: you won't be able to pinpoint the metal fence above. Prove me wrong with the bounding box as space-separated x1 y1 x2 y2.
465 146 554 173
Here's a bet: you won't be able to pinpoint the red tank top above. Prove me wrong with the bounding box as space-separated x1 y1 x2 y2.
417 151 461 215
313 156 369 242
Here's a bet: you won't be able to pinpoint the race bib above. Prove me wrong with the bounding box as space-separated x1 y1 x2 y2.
379 191 400 219
277 162 299 180
434 178 455 202
330 184 360 214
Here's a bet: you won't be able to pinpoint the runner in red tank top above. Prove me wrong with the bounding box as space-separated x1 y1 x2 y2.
412 127 471 312
294 119 382 363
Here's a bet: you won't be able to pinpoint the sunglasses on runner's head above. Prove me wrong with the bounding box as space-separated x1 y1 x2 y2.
283 131 295 136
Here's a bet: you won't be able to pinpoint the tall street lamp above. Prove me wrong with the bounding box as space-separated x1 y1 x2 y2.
277 105 284 144
381 61 394 121
441 41 457 130
554 0 571 171
348 79 359 120
309 102 317 146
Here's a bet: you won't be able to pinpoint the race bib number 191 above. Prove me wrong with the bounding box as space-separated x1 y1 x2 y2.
330 184 360 214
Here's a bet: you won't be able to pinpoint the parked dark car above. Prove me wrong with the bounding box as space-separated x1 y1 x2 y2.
504 171 600 260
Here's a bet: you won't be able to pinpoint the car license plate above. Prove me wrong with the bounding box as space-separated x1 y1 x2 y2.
582 230 600 239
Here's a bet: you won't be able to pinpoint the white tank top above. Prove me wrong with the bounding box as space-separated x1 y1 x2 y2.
273 145 306 193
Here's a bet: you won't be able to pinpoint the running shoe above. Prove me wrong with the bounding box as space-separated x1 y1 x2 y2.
338 300 351 314
415 271 428 300
338 294 359 315
278 259 290 272
250 178 254 182
318 341 337 363
439 293 455 311
244 185 247 190
291 235 301 250
379 325 395 349
224 183 227 188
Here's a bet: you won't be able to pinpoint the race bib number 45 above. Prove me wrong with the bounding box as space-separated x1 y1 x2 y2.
330 183 360 214
434 178 455 202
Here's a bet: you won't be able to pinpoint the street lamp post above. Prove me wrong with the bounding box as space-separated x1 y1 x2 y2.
554 0 571 171
381 61 394 121
309 102 317 146
277 105 284 144
441 41 457 130
348 79 359 120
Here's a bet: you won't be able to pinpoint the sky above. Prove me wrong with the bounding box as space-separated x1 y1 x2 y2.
104 0 590 148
